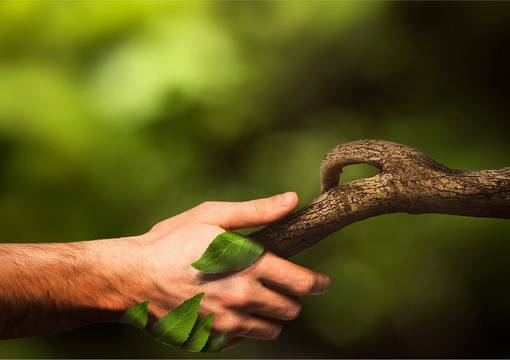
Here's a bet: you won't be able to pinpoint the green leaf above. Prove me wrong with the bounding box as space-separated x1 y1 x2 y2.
119 300 149 329
182 313 214 352
191 231 264 273
150 293 204 347
203 332 230 353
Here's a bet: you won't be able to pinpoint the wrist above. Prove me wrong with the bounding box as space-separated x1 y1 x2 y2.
74 236 147 323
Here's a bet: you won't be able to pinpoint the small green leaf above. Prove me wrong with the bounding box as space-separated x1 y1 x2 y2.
203 332 230 353
119 300 149 329
192 231 264 273
182 313 214 352
150 293 204 347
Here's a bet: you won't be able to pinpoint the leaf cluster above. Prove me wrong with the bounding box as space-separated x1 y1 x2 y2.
120 294 224 353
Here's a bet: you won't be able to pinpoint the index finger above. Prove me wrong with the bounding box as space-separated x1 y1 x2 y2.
252 252 330 296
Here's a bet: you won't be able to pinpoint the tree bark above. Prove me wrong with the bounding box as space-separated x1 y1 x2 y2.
251 140 510 258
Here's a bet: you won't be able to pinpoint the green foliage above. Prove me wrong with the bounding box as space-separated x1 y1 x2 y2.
1 1 510 357
192 231 264 273
183 313 215 352
119 300 149 329
151 293 204 347
203 333 230 353
119 293 220 353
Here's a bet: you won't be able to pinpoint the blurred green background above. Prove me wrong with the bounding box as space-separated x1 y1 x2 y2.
0 1 509 358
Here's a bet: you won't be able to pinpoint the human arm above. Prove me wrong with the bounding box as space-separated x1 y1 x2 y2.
0 192 330 341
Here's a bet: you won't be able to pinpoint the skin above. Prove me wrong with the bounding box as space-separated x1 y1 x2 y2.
0 192 330 347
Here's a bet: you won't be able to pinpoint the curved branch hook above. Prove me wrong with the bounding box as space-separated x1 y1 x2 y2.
251 140 510 258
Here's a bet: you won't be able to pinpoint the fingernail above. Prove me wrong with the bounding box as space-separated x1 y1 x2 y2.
311 274 330 294
278 192 295 207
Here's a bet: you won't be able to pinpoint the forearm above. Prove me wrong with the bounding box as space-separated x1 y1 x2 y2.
0 238 139 339
0 193 330 346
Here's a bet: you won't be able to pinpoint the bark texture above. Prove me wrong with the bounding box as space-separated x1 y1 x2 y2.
251 140 510 258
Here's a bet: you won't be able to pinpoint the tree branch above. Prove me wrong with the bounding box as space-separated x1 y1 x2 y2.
251 140 510 258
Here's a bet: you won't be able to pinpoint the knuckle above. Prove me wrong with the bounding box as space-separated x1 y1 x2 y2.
149 218 174 233
285 304 302 320
296 273 317 295
230 284 253 306
149 221 164 232
215 314 241 334
197 201 215 211
250 200 267 219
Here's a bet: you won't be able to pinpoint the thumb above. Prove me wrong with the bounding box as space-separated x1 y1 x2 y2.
193 192 298 229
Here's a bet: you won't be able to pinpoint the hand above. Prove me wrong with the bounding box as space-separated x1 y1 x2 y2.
116 192 330 343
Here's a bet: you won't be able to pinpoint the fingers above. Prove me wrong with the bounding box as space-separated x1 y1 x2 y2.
213 278 300 321
213 312 282 340
242 283 302 321
254 252 331 296
189 192 298 229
